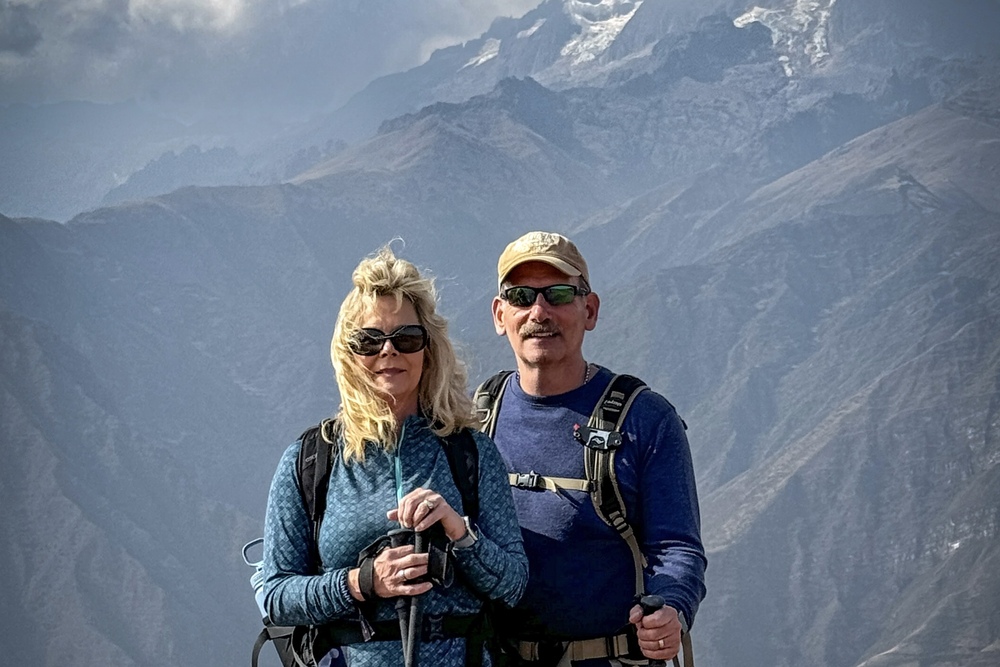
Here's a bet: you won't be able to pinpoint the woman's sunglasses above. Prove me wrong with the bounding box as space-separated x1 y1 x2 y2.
500 284 589 308
349 324 429 356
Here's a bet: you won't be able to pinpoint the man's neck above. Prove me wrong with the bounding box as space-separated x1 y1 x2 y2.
516 358 589 397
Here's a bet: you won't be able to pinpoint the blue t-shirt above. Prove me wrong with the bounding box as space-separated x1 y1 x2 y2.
491 366 707 642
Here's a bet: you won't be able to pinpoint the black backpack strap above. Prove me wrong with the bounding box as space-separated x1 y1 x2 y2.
441 426 494 667
252 622 296 667
295 419 336 570
441 428 480 522
473 371 514 438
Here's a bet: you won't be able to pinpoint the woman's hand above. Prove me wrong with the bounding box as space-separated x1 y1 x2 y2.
347 487 472 601
347 544 432 600
387 487 468 541
373 544 433 597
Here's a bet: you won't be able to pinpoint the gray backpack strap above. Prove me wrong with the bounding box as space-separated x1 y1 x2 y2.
473 370 514 438
578 374 649 597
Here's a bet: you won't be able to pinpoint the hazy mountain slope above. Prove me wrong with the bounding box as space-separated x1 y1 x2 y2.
0 306 260 666
0 102 190 221
587 96 1000 667
293 79 613 224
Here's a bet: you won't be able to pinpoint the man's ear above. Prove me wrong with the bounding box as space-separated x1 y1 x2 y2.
584 292 600 331
492 297 508 336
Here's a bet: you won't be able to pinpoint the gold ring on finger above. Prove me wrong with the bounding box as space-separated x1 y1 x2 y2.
423 499 436 510
658 639 665 649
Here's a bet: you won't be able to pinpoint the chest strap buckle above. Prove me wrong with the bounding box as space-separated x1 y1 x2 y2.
513 471 541 489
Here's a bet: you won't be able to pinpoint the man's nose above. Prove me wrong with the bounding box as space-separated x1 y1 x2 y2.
528 293 551 317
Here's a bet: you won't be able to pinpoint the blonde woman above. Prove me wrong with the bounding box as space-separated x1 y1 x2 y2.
262 246 527 667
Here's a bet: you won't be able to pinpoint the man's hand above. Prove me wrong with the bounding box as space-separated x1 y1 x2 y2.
628 603 682 661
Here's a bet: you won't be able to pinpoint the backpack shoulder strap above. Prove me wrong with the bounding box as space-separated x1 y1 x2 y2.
583 374 649 597
441 428 480 522
295 419 336 569
591 374 647 431
474 370 514 438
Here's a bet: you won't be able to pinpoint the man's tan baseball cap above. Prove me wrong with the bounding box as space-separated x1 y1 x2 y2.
497 231 590 291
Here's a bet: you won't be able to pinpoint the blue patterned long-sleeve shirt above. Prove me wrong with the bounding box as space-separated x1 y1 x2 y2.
262 415 528 666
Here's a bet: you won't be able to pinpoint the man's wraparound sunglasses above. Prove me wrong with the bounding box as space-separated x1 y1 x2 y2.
500 284 589 308
349 324 429 356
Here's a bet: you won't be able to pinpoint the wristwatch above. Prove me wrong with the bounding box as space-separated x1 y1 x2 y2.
452 516 478 549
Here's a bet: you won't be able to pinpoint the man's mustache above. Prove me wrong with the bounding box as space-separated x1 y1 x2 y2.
520 323 560 338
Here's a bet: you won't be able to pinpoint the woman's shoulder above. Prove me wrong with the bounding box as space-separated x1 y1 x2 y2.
273 425 324 476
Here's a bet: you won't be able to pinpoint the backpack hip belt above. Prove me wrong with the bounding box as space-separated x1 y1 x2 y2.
516 630 695 667
300 612 488 656
515 631 632 662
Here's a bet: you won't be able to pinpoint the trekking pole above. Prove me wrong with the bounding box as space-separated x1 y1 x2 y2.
404 529 427 667
638 594 673 667
388 528 414 661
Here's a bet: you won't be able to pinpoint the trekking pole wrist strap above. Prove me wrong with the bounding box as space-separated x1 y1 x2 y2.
356 534 392 601
358 557 377 601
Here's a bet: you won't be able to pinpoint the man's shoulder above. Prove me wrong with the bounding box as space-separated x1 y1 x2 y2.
596 368 671 404
633 384 682 416
597 369 684 426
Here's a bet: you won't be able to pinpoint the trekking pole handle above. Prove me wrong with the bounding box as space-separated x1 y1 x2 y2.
388 528 415 663
405 530 427 667
638 594 667 667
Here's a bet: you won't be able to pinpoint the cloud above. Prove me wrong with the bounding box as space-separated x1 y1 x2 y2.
0 3 42 55
0 0 541 116
126 0 248 32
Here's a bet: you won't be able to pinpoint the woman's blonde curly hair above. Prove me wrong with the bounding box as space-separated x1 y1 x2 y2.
329 245 476 462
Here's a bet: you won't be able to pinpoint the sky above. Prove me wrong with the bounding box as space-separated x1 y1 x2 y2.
0 0 540 117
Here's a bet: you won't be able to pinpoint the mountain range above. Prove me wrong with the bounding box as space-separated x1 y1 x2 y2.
2 1 999 666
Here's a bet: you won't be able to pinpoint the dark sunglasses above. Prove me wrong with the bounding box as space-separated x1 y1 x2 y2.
500 284 589 308
349 324 429 356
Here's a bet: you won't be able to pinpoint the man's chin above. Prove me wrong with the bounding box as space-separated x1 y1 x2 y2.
518 341 564 364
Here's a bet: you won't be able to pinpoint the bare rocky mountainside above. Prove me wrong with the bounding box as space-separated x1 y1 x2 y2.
2 1 999 666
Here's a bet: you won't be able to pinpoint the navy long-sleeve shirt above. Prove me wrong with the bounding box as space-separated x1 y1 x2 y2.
262 415 528 666
490 366 707 642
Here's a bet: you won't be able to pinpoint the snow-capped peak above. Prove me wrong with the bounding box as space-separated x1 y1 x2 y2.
735 0 837 76
463 38 502 69
517 18 547 39
560 0 644 65
460 1 643 78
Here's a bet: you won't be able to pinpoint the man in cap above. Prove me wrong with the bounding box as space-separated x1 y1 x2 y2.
480 231 706 666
